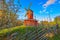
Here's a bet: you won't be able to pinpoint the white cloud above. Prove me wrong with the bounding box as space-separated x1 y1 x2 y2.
39 9 47 14
46 18 54 22
43 18 48 21
51 18 54 21
39 10 42 14
43 0 56 8
43 9 46 12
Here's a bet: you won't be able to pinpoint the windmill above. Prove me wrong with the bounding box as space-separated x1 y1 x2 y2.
24 2 38 26
24 2 34 20
24 2 32 17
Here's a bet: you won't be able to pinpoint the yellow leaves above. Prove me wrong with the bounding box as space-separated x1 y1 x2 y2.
0 9 18 27
16 20 23 26
49 22 56 26
41 21 57 27
0 10 3 17
0 10 7 17
54 16 60 26
42 21 48 26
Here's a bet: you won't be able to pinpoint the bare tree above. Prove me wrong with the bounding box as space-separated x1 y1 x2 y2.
0 0 22 29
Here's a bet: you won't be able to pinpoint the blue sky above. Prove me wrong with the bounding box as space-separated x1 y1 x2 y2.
16 0 60 22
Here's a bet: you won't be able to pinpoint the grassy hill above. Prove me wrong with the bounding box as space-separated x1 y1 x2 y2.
0 25 60 40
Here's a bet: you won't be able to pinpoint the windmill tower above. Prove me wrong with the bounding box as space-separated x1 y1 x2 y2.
24 3 38 26
24 3 33 19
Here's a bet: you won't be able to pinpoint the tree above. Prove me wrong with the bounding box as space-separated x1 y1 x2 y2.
16 20 23 26
40 21 49 27
54 16 60 26
0 10 18 29
0 0 21 29
49 22 56 27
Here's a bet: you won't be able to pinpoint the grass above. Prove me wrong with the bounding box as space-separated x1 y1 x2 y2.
0 25 60 40
0 26 21 36
48 34 60 40
0 25 44 40
0 25 40 37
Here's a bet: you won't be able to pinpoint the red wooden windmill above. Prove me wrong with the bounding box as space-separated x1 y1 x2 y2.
24 3 38 26
24 3 33 19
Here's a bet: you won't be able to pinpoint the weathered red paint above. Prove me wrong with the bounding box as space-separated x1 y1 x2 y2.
24 10 38 26
27 10 33 19
24 19 38 26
